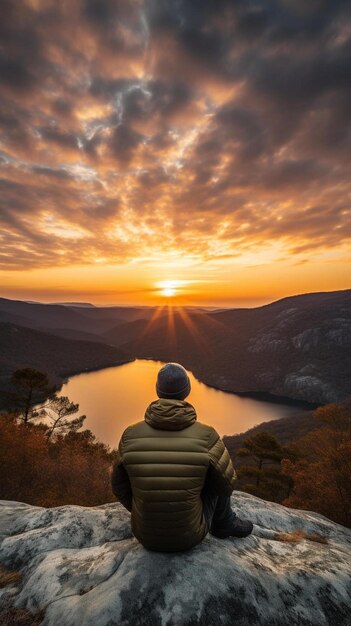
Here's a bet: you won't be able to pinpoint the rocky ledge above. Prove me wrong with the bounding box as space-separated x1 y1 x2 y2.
0 492 350 626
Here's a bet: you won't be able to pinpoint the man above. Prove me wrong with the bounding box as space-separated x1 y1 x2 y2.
111 362 253 552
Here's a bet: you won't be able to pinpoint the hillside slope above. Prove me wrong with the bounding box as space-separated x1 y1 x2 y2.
109 290 351 404
0 323 130 407
1 289 350 405
223 408 317 456
0 298 152 335
0 493 350 625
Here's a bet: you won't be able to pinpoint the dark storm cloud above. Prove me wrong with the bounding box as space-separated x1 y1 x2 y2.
84 0 119 25
0 0 350 270
111 124 145 162
39 127 79 151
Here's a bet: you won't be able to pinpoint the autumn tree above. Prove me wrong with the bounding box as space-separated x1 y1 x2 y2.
282 402 351 527
0 415 114 507
11 368 54 425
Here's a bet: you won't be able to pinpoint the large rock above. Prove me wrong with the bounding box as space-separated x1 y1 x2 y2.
0 493 350 625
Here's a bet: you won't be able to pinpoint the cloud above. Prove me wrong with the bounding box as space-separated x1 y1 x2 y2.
0 0 350 272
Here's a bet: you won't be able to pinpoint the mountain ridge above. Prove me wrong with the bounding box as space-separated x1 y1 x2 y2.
0 289 350 406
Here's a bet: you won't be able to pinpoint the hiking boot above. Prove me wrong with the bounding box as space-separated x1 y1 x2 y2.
211 517 253 539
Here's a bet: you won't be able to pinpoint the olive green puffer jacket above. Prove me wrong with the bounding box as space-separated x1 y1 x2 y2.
111 398 237 552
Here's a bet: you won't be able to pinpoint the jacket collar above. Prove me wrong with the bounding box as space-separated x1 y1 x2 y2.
144 398 197 431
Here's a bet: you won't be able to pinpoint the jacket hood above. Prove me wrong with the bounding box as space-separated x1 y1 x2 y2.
144 398 197 431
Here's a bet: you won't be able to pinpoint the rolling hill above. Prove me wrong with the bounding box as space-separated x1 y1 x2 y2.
0 298 153 335
0 323 130 410
1 289 350 405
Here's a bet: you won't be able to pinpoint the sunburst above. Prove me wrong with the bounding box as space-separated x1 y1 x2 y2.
157 280 179 298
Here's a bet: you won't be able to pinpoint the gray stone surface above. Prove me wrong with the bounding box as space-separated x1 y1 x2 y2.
1 492 351 625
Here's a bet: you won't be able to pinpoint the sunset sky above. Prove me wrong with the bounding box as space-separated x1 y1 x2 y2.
0 0 350 307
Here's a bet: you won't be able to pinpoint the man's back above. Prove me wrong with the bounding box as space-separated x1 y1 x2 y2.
111 398 236 552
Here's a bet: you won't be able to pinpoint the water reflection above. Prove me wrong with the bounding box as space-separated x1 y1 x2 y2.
62 359 298 448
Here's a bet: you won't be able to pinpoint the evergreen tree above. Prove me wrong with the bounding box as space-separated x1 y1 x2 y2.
39 396 86 439
11 368 54 426
238 432 283 484
10 368 85 438
237 432 295 501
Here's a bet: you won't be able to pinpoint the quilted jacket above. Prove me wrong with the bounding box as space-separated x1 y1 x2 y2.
111 398 237 552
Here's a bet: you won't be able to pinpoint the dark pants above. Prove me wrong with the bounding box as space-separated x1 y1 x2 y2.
201 488 237 535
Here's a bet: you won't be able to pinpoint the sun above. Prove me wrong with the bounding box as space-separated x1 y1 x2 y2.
162 287 176 297
156 280 179 298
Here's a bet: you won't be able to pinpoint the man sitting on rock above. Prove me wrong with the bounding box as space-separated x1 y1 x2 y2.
111 362 253 552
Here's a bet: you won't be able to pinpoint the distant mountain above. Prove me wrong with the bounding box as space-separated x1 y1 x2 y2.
48 328 111 344
104 290 351 404
0 298 153 335
1 290 350 405
0 297 109 333
49 302 96 308
0 323 130 409
101 318 153 346
71 306 154 323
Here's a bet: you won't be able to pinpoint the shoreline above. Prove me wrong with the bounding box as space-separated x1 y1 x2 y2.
60 357 321 410
59 357 135 385
197 383 320 409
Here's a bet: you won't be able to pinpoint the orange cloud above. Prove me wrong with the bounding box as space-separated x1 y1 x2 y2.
0 0 350 304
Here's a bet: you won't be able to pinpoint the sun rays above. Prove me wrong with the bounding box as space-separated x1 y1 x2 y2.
137 301 225 358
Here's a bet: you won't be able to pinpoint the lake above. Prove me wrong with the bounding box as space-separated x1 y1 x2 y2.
61 359 299 448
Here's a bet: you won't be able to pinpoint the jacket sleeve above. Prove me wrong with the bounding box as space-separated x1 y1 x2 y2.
206 429 237 496
111 440 132 512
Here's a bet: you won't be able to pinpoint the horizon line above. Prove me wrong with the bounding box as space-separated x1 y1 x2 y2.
1 287 350 311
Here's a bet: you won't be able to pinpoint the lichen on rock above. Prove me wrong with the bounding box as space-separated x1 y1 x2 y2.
0 493 350 625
